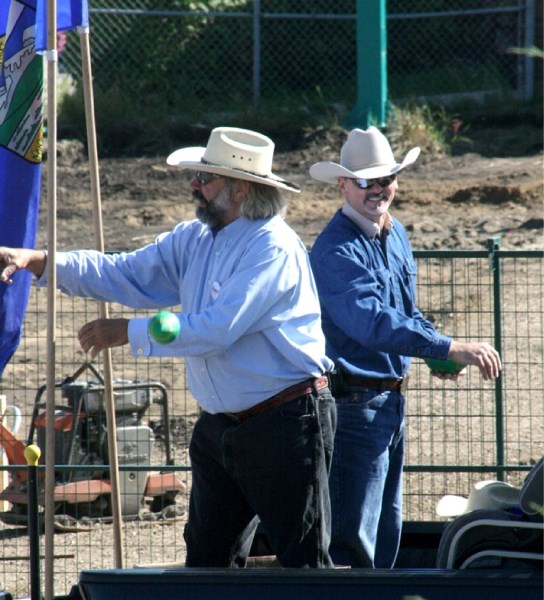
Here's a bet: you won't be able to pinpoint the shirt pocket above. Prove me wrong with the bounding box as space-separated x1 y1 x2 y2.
401 258 418 298
373 267 391 301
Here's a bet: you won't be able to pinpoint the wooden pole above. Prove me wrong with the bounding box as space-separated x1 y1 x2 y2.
44 0 58 598
78 25 124 568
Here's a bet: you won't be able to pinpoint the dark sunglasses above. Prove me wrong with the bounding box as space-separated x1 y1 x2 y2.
194 171 224 185
352 174 397 189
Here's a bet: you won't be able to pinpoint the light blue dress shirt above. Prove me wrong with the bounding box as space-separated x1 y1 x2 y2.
39 216 333 413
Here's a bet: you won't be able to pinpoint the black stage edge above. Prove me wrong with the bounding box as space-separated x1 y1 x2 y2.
78 567 543 600
250 520 446 568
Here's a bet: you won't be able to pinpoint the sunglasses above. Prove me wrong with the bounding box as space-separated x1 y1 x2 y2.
351 174 397 189
194 171 224 185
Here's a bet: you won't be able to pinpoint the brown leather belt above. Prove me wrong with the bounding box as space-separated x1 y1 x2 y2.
344 375 406 392
226 376 329 422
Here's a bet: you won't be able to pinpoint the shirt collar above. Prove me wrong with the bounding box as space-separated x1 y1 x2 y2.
341 201 393 239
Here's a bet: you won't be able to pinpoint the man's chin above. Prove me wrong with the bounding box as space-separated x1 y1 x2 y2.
196 207 207 223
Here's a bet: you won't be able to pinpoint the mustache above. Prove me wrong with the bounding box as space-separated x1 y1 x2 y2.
192 190 206 203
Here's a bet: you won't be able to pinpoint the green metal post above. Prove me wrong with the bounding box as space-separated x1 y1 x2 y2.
487 237 505 480
348 0 387 128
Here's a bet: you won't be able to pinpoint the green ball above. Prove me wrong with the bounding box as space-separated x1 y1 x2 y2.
148 311 180 344
424 357 465 374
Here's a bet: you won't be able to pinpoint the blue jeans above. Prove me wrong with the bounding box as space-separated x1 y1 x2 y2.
329 387 405 568
184 386 336 568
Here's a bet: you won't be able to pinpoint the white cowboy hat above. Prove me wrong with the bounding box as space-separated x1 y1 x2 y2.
166 127 300 193
309 126 421 185
436 480 520 518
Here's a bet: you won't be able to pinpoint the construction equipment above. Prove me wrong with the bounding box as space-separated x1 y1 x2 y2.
0 362 184 525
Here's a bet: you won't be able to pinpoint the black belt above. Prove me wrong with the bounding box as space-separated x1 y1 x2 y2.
225 376 329 422
330 371 409 394
343 375 404 392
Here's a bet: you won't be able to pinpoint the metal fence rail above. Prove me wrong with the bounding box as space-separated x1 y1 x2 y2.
0 245 542 597
404 242 543 521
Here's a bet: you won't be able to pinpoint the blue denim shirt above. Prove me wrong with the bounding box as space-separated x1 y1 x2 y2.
39 215 333 413
310 209 451 379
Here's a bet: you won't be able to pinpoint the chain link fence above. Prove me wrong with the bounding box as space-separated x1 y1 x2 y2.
0 246 542 597
57 0 539 124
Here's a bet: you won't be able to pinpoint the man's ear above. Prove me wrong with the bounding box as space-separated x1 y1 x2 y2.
231 179 250 204
337 177 349 197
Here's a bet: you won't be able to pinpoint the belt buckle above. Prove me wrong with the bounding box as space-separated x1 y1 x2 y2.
224 412 241 423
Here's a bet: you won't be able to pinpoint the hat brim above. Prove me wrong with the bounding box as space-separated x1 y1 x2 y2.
436 480 519 518
310 146 421 185
167 147 300 193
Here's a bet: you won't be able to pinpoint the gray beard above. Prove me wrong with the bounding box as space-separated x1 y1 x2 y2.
194 184 233 230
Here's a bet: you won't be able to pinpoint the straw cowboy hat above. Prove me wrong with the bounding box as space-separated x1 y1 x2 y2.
309 126 421 185
167 127 300 193
436 480 520 518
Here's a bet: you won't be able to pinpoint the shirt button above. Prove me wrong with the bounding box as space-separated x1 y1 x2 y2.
137 348 144 356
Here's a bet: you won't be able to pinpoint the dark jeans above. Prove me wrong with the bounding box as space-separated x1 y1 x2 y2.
184 386 336 568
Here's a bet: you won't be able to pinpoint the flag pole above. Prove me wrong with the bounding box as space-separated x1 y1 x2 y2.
44 0 58 598
78 24 124 568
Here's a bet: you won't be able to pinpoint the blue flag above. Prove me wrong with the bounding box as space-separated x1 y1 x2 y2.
35 0 89 52
0 0 43 377
0 0 88 376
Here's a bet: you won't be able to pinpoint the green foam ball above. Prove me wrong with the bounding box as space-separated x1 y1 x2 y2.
424 357 465 374
148 311 180 344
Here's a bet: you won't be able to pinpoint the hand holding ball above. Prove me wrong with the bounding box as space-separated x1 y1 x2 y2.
148 311 180 344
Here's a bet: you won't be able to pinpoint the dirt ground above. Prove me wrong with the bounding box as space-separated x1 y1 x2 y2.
42 127 543 253
1 126 542 598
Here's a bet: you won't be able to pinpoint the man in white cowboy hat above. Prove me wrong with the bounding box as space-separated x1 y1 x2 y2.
308 126 502 569
0 127 336 568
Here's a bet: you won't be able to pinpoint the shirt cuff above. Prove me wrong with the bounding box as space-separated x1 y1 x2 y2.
36 251 69 287
128 317 151 357
434 334 453 360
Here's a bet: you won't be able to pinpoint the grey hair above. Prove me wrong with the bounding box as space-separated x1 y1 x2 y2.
239 182 287 220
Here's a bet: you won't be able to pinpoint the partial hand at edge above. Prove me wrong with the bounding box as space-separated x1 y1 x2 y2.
78 318 130 359
0 247 47 283
431 368 467 382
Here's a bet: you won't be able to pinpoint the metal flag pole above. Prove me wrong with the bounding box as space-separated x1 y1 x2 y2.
44 0 58 598
25 445 42 600
78 24 124 568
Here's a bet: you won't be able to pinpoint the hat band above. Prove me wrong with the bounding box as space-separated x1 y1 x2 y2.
201 158 300 190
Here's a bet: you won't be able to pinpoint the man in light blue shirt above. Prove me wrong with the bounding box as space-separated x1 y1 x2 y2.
0 127 336 568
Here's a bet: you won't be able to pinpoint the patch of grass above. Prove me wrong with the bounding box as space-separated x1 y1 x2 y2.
57 76 541 159
385 103 464 157
57 82 351 156
390 63 511 99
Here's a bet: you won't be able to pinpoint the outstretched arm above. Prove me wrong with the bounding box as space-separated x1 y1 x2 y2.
0 247 47 283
